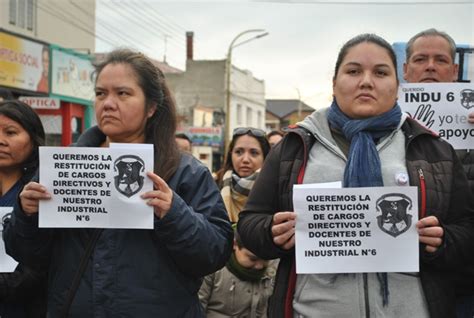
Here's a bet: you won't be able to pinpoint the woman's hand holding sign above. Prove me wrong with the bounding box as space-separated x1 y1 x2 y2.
416 216 444 253
141 171 173 219
272 211 296 250
19 182 51 216
469 112 474 124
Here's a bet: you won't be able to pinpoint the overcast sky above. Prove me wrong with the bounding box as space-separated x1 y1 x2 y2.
96 0 474 108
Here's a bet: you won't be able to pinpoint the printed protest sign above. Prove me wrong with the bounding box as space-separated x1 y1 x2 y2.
293 185 419 274
399 83 474 149
0 207 18 272
39 144 154 229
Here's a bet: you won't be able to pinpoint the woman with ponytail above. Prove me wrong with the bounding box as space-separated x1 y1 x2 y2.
237 34 474 318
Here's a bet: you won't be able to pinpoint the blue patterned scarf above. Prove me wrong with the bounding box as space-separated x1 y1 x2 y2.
327 98 402 306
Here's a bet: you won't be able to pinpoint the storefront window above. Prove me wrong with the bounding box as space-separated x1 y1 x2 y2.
71 117 83 143
39 115 62 146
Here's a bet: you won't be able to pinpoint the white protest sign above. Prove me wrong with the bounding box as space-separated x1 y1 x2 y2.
0 207 18 272
398 83 474 149
293 186 419 274
39 144 154 229
296 181 342 189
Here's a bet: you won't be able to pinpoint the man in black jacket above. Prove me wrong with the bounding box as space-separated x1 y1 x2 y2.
404 28 474 318
403 28 474 193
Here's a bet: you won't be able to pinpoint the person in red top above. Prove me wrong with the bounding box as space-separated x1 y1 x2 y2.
36 46 49 93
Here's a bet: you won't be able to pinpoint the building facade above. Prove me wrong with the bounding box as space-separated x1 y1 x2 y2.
1 0 95 53
166 32 266 172
0 0 96 146
265 99 314 131
167 59 266 132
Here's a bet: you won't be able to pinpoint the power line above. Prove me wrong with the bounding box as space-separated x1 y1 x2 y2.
39 1 165 59
98 1 167 54
112 0 185 49
109 2 185 66
118 0 188 39
42 1 157 54
97 1 184 65
39 2 111 46
101 1 165 41
67 0 125 49
40 1 124 49
67 0 96 19
68 0 174 58
36 2 116 47
105 0 177 51
129 0 188 36
96 24 146 52
39 2 94 34
94 0 187 67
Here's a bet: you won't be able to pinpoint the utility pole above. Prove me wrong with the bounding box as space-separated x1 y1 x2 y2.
163 34 169 63
295 87 302 121
223 29 268 156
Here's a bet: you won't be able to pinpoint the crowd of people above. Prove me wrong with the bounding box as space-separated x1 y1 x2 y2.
0 28 472 318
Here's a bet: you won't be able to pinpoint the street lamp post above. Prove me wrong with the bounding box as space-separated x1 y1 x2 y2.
295 87 302 122
224 29 268 157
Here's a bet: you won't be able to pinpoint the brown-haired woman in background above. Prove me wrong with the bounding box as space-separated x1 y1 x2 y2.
217 127 270 223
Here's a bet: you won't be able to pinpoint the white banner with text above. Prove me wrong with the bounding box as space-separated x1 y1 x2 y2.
293 185 419 274
399 82 474 149
39 144 154 229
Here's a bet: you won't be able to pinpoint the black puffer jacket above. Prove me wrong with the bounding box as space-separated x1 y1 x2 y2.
456 150 474 195
454 149 474 296
238 118 474 318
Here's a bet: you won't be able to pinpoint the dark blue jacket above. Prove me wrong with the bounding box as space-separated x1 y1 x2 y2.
4 127 233 317
1 174 47 318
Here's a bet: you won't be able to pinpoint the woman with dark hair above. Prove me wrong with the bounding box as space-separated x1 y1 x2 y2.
267 130 284 147
0 88 14 102
0 100 47 318
4 49 233 317
0 101 45 200
217 127 270 223
238 34 474 317
175 133 192 153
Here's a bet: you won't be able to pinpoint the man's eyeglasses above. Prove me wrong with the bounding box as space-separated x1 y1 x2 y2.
232 127 266 138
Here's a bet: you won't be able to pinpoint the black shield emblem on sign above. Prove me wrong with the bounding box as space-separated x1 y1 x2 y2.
461 89 474 109
376 193 413 238
114 155 145 198
0 213 12 234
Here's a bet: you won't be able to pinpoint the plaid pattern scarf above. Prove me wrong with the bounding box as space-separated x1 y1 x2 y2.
221 169 260 223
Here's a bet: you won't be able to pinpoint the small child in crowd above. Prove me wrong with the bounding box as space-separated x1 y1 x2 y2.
199 226 276 317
